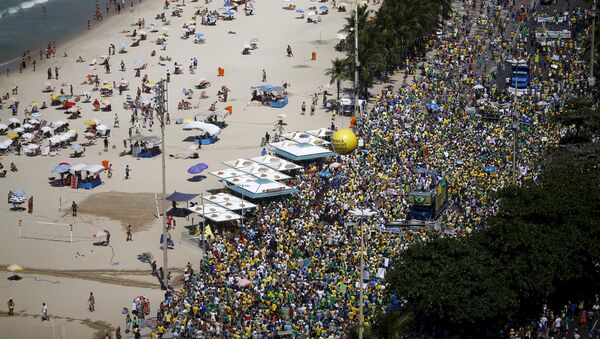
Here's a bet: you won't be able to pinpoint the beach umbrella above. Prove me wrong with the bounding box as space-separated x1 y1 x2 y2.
28 119 40 124
64 101 76 108
194 33 205 38
51 164 71 174
13 127 24 133
426 102 440 110
52 120 66 127
484 165 497 173
9 118 20 124
25 143 39 150
12 189 26 197
6 264 23 273
67 106 81 113
93 230 108 238
237 279 252 287
277 113 287 119
133 59 145 67
183 121 221 136
319 5 328 10
84 120 97 126
70 144 84 152
223 2 234 7
336 32 348 40
0 139 13 149
7 133 19 139
306 11 317 16
188 163 209 174
119 79 129 85
22 123 34 130
21 133 34 140
96 124 108 131
0 123 7 130
41 126 52 133
223 9 236 15
296 8 304 13
318 171 332 178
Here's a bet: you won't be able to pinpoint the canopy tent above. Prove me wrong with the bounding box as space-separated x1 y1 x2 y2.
188 202 242 222
69 163 104 189
236 164 291 181
128 135 162 158
270 140 336 161
250 85 288 108
222 158 258 169
202 192 257 211
223 175 298 199
305 127 334 138
280 131 330 146
249 155 302 172
210 167 247 180
166 191 199 202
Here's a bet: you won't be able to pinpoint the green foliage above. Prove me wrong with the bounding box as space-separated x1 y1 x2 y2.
325 58 349 100
382 161 600 336
341 0 448 97
555 98 600 142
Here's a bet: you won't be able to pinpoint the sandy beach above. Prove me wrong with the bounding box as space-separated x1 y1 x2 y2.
0 0 353 337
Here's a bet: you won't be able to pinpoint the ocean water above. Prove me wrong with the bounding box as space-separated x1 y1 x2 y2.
0 0 97 66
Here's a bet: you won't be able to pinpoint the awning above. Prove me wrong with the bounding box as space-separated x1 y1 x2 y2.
166 191 199 202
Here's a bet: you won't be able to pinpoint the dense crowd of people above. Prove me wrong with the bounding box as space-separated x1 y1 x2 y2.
135 0 596 337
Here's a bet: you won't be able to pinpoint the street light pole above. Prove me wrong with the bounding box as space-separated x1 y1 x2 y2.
350 208 376 339
354 0 360 119
591 0 597 86
156 79 169 288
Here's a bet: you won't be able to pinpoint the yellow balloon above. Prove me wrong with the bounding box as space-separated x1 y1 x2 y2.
331 128 358 155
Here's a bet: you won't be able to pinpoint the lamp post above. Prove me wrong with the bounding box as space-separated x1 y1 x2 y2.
349 207 376 339
353 0 360 119
155 79 169 288
590 0 597 87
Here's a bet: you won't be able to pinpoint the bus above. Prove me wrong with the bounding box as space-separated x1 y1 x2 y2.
508 61 530 90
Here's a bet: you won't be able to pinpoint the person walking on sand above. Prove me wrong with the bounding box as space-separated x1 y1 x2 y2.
301 101 306 115
262 69 267 82
108 164 113 178
88 292 95 312
7 298 15 316
125 314 132 334
47 67 52 79
126 224 133 241
41 302 49 321
310 102 315 116
103 137 109 151
54 67 59 80
125 165 131 179
71 201 78 217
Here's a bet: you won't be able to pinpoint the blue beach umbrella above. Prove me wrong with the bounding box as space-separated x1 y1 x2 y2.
12 188 26 197
52 164 71 174
296 8 304 13
223 2 234 7
194 33 205 38
427 102 440 110
223 10 236 15
188 163 209 174
484 165 497 173
318 171 332 178
319 5 329 10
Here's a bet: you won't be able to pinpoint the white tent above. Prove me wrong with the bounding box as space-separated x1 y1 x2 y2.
183 121 221 136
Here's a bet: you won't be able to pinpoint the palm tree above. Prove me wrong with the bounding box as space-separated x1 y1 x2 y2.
325 58 348 100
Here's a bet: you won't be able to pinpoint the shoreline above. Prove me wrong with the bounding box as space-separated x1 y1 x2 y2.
0 0 155 76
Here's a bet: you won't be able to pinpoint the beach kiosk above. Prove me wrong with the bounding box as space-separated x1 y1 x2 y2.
269 140 336 162
250 85 288 108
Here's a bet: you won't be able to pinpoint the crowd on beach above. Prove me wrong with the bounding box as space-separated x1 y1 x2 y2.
124 0 597 338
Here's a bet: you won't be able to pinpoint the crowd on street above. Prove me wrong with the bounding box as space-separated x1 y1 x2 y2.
134 0 596 337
